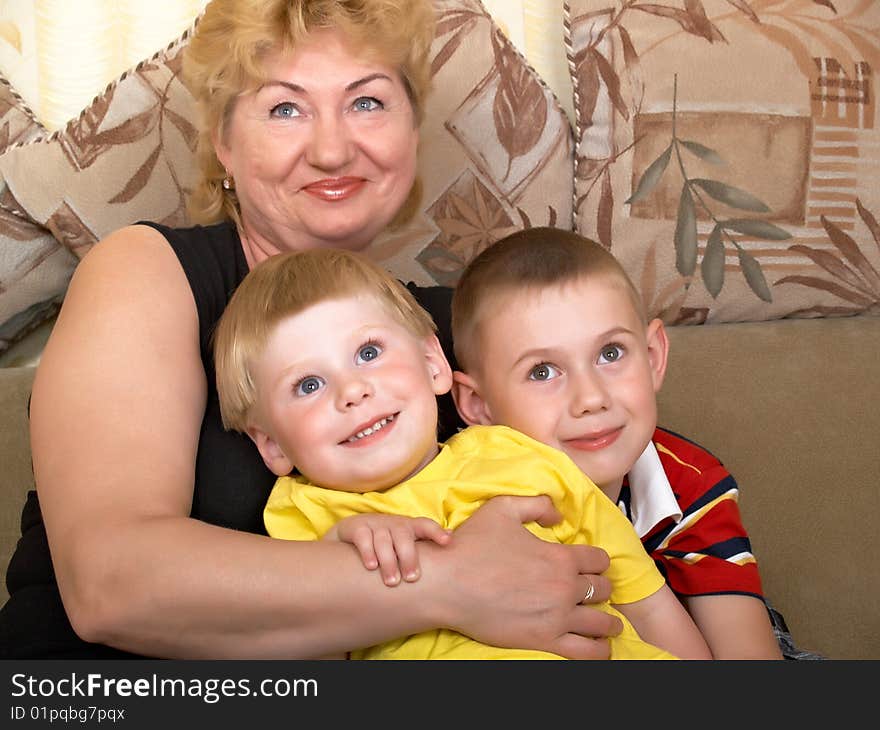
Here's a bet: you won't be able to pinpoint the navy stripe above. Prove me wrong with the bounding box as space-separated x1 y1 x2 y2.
661 536 754 561
643 521 673 554
681 474 738 516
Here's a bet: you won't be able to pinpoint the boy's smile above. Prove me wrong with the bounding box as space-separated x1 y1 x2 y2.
341 412 399 445
563 426 624 452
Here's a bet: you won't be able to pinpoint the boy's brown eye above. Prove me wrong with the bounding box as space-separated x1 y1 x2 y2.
599 345 623 363
528 363 560 381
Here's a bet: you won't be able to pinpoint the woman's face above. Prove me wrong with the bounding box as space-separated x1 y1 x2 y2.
215 29 419 256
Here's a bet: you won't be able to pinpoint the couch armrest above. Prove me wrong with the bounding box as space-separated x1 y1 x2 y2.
0 366 37 604
660 315 880 660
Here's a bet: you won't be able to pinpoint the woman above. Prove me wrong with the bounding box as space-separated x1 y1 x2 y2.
0 0 617 659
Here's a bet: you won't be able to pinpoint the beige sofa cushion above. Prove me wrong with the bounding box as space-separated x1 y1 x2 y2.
565 0 880 325
660 315 880 660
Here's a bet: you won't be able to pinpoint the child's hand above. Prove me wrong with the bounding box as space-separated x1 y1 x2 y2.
324 515 452 586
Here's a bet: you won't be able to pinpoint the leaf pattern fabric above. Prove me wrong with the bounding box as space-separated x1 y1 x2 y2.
567 0 880 323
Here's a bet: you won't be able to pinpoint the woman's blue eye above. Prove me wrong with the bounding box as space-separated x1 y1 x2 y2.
528 363 559 381
352 96 382 112
271 101 299 118
356 343 382 364
598 345 624 364
295 376 324 396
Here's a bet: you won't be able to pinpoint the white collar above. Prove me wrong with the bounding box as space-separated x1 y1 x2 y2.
623 442 682 538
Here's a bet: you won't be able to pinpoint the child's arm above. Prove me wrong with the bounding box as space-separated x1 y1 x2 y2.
683 594 782 659
324 514 451 587
616 584 712 659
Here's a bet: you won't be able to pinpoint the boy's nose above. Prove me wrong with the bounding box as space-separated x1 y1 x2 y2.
338 375 373 409
570 371 610 415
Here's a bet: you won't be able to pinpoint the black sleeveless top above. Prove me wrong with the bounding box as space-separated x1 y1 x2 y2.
0 221 460 658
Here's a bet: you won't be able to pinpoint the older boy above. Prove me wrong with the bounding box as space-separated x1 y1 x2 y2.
450 227 781 659
212 247 710 660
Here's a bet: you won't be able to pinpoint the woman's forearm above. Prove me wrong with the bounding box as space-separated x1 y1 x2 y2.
66 516 443 658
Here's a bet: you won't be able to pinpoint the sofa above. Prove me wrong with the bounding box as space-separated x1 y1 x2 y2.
0 0 878 659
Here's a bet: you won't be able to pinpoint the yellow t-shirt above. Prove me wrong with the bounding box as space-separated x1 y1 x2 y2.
265 424 674 660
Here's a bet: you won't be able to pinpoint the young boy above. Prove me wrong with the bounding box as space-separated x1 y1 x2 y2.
450 227 782 660
212 247 711 660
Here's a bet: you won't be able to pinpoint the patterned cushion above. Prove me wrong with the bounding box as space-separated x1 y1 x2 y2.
566 0 880 324
0 26 200 260
0 0 574 298
0 73 76 354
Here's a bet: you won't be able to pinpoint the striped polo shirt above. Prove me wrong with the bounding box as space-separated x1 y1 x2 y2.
618 427 764 599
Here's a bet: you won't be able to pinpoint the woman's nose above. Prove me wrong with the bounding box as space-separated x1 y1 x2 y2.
305 113 354 170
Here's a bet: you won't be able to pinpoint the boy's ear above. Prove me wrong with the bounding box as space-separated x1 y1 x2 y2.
246 426 294 478
451 370 494 426
424 334 453 396
645 318 670 393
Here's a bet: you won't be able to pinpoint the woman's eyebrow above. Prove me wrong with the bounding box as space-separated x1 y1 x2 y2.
346 73 392 91
262 73 392 95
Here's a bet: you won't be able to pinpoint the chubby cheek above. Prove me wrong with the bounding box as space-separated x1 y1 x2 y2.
239 129 303 182
247 149 294 187
379 134 417 194
634 395 659 439
493 391 561 446
625 373 659 420
276 401 330 461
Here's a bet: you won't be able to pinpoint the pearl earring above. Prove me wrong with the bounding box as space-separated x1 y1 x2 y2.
222 176 234 191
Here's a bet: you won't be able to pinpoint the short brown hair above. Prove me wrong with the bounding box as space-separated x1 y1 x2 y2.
184 0 435 228
451 227 645 372
214 248 436 432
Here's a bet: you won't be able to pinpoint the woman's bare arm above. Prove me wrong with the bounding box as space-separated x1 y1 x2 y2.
30 226 618 659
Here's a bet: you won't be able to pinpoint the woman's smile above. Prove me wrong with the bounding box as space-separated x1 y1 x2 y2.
303 176 366 201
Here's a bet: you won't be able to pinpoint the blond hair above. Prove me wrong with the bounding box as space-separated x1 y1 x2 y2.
183 0 435 229
214 248 436 432
451 227 646 372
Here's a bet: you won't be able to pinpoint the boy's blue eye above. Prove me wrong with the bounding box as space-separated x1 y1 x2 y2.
528 363 560 381
598 345 624 364
352 96 382 112
295 376 324 396
356 343 382 364
270 101 299 118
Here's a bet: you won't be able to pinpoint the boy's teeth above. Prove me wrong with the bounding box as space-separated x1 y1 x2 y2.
347 415 394 442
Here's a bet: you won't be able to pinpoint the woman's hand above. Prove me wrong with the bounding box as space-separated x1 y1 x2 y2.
324 514 451 586
423 494 622 659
